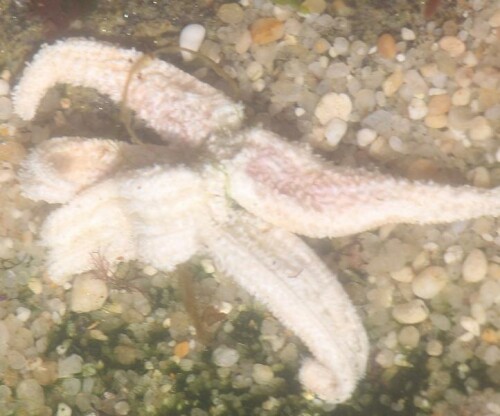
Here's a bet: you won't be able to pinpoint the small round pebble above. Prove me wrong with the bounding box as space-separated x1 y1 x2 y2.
217 3 244 24
438 36 466 57
114 401 131 415
0 97 13 121
390 266 414 283
426 340 443 356
408 98 428 120
401 27 416 41
252 364 274 385
324 118 348 147
250 18 284 45
462 248 488 282
212 345 240 367
398 326 420 348
58 354 83 378
392 300 429 324
412 266 448 299
56 403 72 416
71 274 108 313
314 92 352 124
356 128 377 147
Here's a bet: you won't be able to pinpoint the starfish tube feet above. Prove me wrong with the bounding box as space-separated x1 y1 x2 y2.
228 128 500 238
204 213 369 403
13 38 244 146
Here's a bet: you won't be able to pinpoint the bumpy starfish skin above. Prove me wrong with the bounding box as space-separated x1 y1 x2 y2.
13 39 500 404
14 38 244 146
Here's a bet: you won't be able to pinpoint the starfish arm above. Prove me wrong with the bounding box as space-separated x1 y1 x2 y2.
19 137 128 203
13 38 243 146
42 165 206 284
41 179 137 285
227 128 500 238
19 137 190 203
203 212 369 403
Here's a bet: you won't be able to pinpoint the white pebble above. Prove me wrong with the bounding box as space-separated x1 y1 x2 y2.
324 118 348 147
407 97 428 120
398 326 420 348
462 248 488 282
332 37 349 55
460 316 480 336
469 116 493 141
0 79 9 96
56 403 72 416
401 27 416 41
58 354 83 378
246 61 264 81
314 92 352 124
392 300 429 324
451 88 471 106
212 345 239 367
252 364 274 385
71 274 108 313
356 128 377 147
411 266 448 299
15 307 31 322
114 401 131 415
390 266 415 283
426 340 443 356
179 24 206 61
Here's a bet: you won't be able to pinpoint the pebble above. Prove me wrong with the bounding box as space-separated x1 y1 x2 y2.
114 345 139 365
250 18 285 45
377 33 397 59
15 307 31 322
70 274 108 313
324 118 348 147
401 27 416 41
252 364 274 385
426 340 443 356
398 326 420 348
179 24 206 61
438 36 466 57
382 68 403 97
332 37 349 55
427 94 451 116
217 3 244 24
356 128 377 147
114 401 131 415
392 300 429 324
314 92 352 124
56 403 72 416
407 98 428 120
302 0 327 13
451 88 471 106
462 249 488 282
469 116 493 141
212 345 240 367
412 266 448 299
390 266 414 283
460 316 480 336
16 379 45 408
246 61 264 81
424 114 447 129
58 354 83 378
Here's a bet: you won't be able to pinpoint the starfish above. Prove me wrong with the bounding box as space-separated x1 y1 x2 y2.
12 38 500 404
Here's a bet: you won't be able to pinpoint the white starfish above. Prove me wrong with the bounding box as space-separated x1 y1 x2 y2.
13 38 500 404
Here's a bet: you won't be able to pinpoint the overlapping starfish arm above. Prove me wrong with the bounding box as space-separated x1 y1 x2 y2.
227 128 500 238
19 137 191 203
19 137 127 203
203 212 369 403
13 38 244 146
32 164 207 285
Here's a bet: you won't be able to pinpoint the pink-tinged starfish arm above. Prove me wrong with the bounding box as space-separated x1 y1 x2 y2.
13 38 243 146
40 165 207 284
204 212 369 403
227 128 500 238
